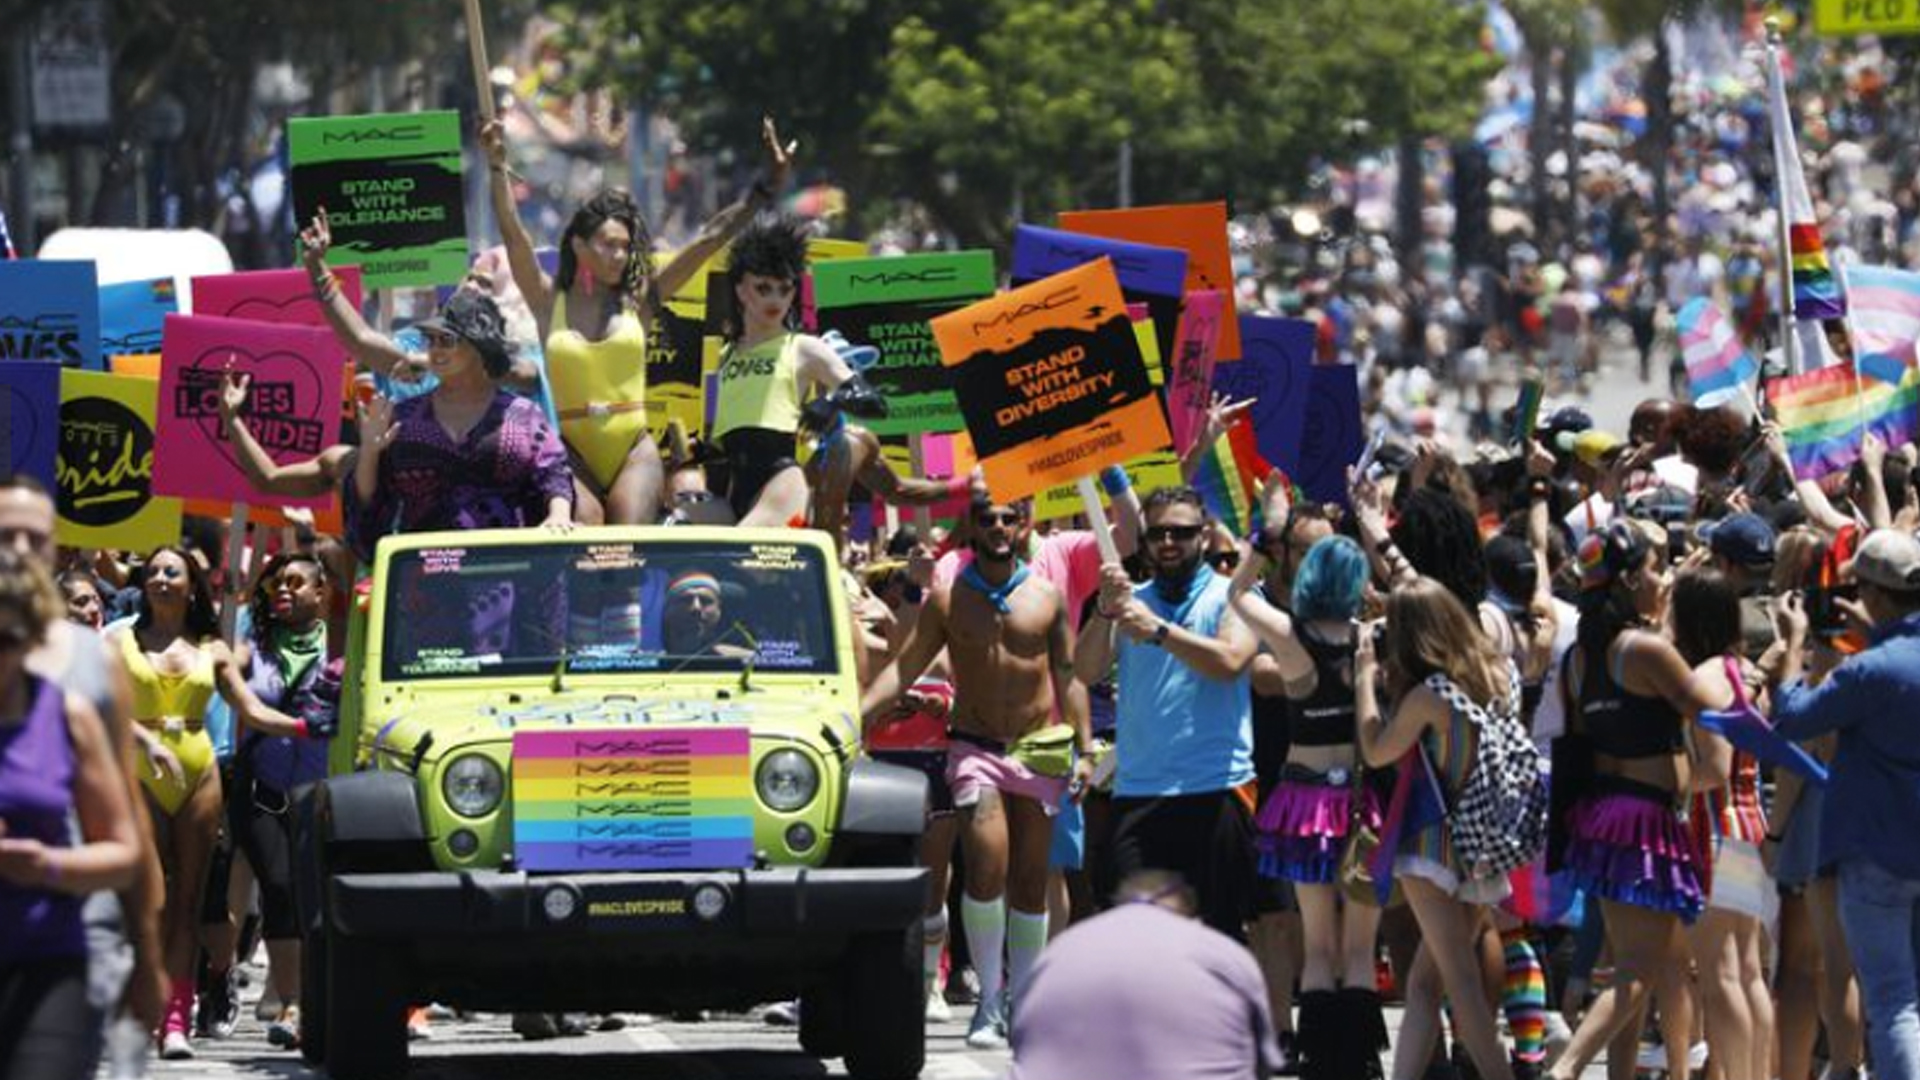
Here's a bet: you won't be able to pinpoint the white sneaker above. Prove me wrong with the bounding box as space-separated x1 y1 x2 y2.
964 1000 1007 1051
158 1030 193 1061
926 987 953 1023
1543 1012 1573 1063
1636 1041 1709 1073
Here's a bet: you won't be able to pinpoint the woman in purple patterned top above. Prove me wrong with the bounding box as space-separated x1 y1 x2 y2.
342 288 576 563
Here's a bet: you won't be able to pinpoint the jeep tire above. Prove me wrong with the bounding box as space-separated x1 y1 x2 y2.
298 926 328 1065
841 922 926 1080
323 934 408 1080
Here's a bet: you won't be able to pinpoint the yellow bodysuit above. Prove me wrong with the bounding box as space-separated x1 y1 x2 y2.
119 631 218 816
545 291 652 491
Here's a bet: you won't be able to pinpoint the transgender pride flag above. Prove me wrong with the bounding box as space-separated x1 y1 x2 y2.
1677 298 1757 402
1844 264 1920 387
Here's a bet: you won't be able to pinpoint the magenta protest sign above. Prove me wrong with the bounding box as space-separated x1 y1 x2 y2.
190 267 364 326
152 314 344 508
1167 290 1225 455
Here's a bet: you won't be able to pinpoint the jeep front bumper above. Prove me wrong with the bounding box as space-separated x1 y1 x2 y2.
326 866 927 939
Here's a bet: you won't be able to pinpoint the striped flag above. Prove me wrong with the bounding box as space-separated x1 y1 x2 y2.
1765 39 1845 370
1844 264 1920 386
1677 298 1758 402
1191 416 1272 537
1767 362 1920 480
1370 743 1449 905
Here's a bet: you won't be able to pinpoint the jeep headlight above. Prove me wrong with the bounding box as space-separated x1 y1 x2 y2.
442 755 504 819
756 748 819 812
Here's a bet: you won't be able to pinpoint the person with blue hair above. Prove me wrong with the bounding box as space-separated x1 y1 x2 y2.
1227 533 1387 1080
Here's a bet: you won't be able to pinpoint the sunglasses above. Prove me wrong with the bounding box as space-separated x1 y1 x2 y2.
974 511 1026 528
1146 525 1205 544
1206 551 1241 572
423 329 460 348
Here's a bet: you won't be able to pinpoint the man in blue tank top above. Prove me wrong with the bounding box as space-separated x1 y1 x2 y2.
1075 486 1258 937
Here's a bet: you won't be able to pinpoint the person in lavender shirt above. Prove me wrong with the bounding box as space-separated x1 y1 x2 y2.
0 547 142 1079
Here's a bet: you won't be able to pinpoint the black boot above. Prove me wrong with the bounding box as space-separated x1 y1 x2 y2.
1339 986 1389 1080
1296 990 1339 1080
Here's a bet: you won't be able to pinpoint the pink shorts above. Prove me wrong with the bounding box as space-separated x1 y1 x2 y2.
946 734 1068 816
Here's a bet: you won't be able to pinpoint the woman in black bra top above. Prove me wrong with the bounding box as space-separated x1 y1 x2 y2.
1547 522 1723 1080
1230 533 1388 1080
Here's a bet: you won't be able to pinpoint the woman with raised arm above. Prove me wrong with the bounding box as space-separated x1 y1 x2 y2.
1228 533 1389 1080
480 115 795 525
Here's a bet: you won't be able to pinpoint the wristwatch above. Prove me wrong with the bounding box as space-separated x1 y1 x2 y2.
1149 620 1171 647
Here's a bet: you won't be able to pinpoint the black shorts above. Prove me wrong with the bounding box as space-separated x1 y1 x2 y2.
713 427 800 520
869 749 954 817
1109 788 1257 939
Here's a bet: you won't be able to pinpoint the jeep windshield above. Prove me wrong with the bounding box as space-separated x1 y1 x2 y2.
381 539 838 682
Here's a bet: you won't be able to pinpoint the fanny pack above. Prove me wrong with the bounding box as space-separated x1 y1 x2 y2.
1008 723 1077 779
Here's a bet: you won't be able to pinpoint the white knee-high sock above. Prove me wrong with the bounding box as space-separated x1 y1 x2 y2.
1007 908 1050 1011
961 894 1007 1006
923 911 949 994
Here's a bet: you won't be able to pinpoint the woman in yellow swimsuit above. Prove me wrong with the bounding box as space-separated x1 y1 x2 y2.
480 115 796 525
109 546 283 1058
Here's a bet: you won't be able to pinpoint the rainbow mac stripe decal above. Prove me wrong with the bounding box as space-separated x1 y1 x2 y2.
510 728 755 872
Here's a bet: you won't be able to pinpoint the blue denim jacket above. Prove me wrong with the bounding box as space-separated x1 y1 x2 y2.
1775 610 1920 881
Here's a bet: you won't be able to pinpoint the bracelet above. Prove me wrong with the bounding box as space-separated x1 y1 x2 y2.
1374 537 1396 557
291 718 310 739
1528 477 1552 500
1099 465 1132 497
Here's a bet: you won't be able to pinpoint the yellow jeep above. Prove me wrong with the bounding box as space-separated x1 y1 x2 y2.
294 527 928 1079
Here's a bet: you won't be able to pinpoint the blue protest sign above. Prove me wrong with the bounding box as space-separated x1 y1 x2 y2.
0 261 102 370
1011 225 1187 363
99 277 178 360
0 361 62 486
1295 362 1365 505
1211 315 1315 481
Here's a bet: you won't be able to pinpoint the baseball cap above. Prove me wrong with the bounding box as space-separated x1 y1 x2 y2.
1699 513 1776 568
1849 529 1920 592
1568 430 1623 466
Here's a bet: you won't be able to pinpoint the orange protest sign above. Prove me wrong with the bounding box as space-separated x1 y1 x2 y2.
110 354 162 379
930 259 1170 504
1058 202 1240 359
182 498 343 536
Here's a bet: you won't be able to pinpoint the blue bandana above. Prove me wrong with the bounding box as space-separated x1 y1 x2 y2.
960 560 1030 615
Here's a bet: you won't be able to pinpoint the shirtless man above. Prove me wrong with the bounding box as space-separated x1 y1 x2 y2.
862 498 1093 1050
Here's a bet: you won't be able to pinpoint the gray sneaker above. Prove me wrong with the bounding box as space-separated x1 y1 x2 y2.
964 998 1007 1051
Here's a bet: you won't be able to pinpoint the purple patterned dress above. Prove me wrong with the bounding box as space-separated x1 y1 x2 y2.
347 390 574 656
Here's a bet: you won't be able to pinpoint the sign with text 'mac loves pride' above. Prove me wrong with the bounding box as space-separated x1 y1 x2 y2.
813 251 997 436
0 261 102 369
288 111 467 289
511 728 755 872
932 258 1170 504
152 314 344 510
57 371 182 551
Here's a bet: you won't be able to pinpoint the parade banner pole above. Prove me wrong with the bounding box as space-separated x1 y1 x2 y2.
464 0 497 122
1764 19 1802 376
908 433 933 534
1075 476 1123 566
221 504 249 644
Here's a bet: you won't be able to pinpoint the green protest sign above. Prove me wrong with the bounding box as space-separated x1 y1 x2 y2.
813 252 996 435
1813 0 1920 35
287 111 468 288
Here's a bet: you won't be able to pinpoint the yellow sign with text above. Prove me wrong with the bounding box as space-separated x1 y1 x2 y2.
1814 0 1920 35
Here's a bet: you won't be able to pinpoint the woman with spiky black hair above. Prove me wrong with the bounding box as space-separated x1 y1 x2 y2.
709 214 887 526
481 115 795 525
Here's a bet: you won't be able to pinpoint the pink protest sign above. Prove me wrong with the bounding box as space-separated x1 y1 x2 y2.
190 267 364 326
1168 290 1225 455
152 314 345 508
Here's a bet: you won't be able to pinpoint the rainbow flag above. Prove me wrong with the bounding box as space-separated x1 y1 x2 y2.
511 728 755 872
1766 37 1845 368
1844 264 1920 386
1768 362 1920 481
1677 298 1757 402
1192 416 1272 535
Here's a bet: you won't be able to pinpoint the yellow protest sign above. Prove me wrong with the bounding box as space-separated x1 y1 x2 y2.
1813 0 1920 35
57 371 184 552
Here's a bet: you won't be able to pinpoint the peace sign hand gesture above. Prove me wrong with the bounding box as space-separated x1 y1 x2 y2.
761 116 798 192
299 209 333 271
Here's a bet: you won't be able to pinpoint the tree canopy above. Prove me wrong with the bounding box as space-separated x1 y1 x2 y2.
548 0 1501 246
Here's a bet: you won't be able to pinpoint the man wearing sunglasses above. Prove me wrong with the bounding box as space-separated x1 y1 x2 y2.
863 497 1094 1050
1075 486 1259 939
